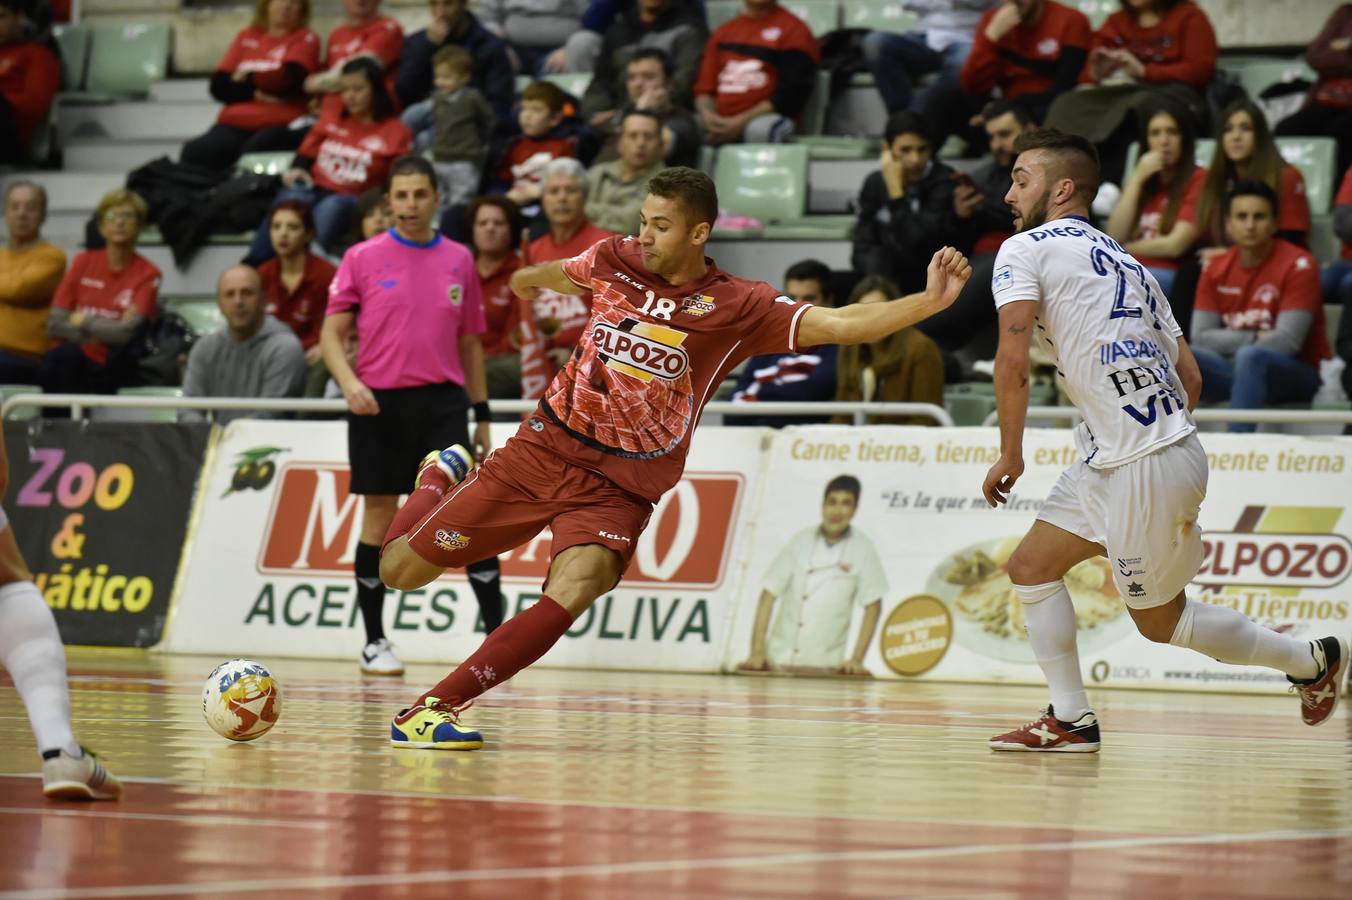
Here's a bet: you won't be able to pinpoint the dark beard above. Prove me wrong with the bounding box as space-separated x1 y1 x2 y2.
1018 190 1052 232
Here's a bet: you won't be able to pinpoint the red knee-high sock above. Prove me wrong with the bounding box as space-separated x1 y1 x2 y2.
382 470 450 552
416 596 574 707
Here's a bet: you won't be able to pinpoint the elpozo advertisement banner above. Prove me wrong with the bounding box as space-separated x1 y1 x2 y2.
164 420 768 671
3 421 210 647
721 426 1352 694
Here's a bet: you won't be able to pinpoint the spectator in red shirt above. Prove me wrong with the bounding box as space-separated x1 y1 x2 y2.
468 195 525 399
245 57 412 262
180 0 322 172
946 0 1090 139
860 1 994 117
522 157 615 395
1327 162 1352 305
307 0 404 122
41 189 161 397
1190 181 1330 432
255 198 337 394
1276 3 1352 178
1046 0 1216 183
692 0 819 145
1105 103 1205 297
0 0 59 164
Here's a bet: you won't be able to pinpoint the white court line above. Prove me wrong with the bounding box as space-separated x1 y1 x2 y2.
0 807 327 830
0 826 1348 899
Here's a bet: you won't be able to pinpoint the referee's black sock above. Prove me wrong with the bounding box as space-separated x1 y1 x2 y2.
467 557 504 634
354 542 387 644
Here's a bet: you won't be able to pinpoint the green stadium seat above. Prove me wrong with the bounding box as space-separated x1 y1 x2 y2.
96 386 182 423
1223 57 1316 101
514 73 531 93
237 152 294 176
1310 214 1339 265
77 23 172 100
944 392 996 427
0 384 41 421
797 135 879 160
706 0 741 30
542 71 591 99
1277 137 1337 214
53 24 90 91
841 2 918 34
781 1 840 37
712 144 854 240
1070 0 1117 29
165 297 224 336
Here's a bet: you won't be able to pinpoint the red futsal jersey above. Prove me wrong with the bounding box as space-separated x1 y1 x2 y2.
52 250 161 365
216 26 322 130
321 17 403 118
516 236 813 502
1196 239 1331 368
298 114 412 195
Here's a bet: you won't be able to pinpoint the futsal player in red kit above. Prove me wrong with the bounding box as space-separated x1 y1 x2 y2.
382 167 972 749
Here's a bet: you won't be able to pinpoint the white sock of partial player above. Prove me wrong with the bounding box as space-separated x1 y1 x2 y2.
0 581 80 757
1168 599 1319 680
1016 580 1091 720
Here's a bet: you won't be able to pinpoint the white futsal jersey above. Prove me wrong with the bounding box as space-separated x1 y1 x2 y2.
992 214 1196 469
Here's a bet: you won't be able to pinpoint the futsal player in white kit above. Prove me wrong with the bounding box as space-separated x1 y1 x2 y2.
0 434 122 798
980 129 1347 752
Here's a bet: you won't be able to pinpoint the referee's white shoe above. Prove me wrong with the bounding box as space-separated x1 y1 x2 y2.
360 638 405 676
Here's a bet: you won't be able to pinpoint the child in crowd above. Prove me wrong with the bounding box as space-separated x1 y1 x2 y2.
496 80 577 207
400 45 495 209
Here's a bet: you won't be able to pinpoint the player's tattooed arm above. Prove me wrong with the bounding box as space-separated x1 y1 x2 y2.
983 300 1038 507
799 247 971 346
510 260 588 300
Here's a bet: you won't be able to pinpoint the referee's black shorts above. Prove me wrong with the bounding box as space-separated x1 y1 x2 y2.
348 382 471 496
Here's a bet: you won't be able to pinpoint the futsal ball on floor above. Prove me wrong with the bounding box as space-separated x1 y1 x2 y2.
202 659 281 742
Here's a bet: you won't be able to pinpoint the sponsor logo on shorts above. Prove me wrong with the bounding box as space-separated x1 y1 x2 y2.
1117 556 1143 577
1126 581 1147 598
527 418 544 432
433 529 471 552
681 295 716 317
598 530 632 543
592 318 690 383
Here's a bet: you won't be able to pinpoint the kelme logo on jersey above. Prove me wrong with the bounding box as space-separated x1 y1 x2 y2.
592 318 691 382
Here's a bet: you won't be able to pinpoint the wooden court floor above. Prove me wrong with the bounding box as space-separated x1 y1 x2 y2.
1 649 1350 899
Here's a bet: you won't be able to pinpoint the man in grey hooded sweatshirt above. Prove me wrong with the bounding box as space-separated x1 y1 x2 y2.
182 265 307 424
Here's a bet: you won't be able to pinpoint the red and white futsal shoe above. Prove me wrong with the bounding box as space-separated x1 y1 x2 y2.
1288 636 1348 726
989 706 1101 753
42 746 123 800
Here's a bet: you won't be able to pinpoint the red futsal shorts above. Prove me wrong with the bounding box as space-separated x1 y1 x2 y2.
405 437 653 577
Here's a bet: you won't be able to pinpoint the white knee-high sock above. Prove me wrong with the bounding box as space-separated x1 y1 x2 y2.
1016 580 1091 720
0 581 79 757
1169 599 1318 679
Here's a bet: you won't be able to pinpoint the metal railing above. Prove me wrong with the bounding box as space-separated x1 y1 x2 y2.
981 406 1352 428
0 394 956 428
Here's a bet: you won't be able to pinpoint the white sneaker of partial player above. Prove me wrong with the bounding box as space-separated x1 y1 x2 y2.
360 638 405 676
42 747 123 801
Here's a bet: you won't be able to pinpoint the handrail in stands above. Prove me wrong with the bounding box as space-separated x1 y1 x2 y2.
980 406 1352 428
0 394 956 428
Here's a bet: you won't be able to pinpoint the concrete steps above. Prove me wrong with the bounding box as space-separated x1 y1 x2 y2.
64 137 184 172
59 101 216 142
149 79 210 102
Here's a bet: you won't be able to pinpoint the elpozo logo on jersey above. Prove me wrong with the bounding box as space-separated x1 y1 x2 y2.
592 318 690 382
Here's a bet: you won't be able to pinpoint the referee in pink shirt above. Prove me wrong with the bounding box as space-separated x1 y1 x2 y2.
321 156 502 676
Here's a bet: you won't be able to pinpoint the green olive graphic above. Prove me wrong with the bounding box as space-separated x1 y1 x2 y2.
232 462 257 491
251 460 276 489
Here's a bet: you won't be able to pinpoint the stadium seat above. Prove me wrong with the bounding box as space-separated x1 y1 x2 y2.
944 388 996 427
53 23 90 91
0 384 41 421
90 386 183 422
71 23 172 101
542 71 591 99
165 297 223 336
797 135 879 160
1309 214 1339 265
1223 57 1316 101
236 152 294 176
706 0 741 30
841 3 918 34
712 144 855 240
1070 0 1117 29
1277 137 1337 214
782 1 840 37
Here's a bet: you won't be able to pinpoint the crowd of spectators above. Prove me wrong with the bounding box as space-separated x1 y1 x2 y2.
2 0 1351 422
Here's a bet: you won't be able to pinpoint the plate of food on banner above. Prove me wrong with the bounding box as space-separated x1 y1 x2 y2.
924 536 1134 664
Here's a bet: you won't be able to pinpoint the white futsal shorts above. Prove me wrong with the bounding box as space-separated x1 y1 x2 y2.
1038 432 1208 610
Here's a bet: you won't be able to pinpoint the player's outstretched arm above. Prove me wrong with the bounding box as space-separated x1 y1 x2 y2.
510 259 587 300
1175 335 1202 412
797 248 971 347
983 300 1038 507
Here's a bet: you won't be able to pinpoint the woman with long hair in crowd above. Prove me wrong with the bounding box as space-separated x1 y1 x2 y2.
467 195 525 400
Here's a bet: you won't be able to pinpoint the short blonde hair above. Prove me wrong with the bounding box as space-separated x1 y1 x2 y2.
96 188 149 228
251 0 312 31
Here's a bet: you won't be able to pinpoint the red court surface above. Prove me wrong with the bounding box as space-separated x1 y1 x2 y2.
2 649 1350 898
